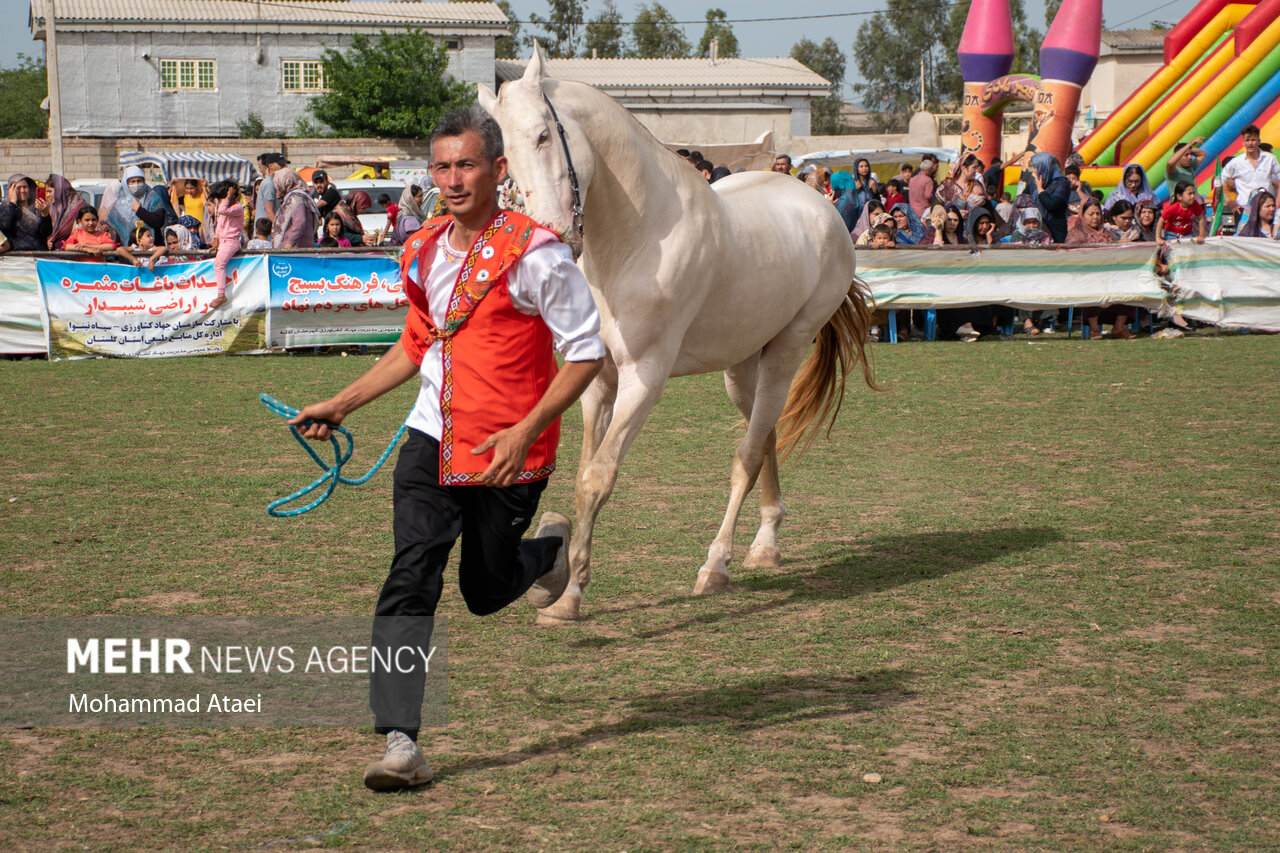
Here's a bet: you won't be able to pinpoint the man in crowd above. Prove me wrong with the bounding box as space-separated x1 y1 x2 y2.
311 169 341 214
909 154 938 216
256 153 286 222
772 154 793 175
1222 125 1280 218
289 105 605 792
1165 137 1206 199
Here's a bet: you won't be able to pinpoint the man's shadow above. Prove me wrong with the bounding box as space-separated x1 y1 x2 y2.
436 668 912 780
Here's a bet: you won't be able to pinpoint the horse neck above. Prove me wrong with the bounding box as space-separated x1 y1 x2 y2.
553 82 710 260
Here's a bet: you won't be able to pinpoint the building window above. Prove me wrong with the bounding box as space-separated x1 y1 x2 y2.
443 39 460 50
160 59 216 90
282 60 328 93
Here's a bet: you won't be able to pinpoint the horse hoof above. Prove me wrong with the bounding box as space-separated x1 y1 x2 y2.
537 591 582 623
742 546 781 569
693 570 730 596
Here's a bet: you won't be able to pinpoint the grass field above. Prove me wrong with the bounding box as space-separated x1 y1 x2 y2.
2 332 1278 851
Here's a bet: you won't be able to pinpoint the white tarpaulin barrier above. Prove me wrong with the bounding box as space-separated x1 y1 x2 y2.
855 244 1167 310
0 257 47 353
1167 237 1280 328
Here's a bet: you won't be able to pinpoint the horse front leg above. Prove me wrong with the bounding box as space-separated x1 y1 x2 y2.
538 361 666 623
695 342 806 595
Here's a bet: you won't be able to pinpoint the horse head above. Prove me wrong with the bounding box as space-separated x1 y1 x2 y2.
478 43 592 259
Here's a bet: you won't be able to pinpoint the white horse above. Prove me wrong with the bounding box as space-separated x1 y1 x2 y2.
478 47 877 621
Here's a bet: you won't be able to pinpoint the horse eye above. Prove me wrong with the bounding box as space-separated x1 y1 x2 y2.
537 130 550 146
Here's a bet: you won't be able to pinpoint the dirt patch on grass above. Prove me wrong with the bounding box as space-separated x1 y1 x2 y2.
111 591 208 609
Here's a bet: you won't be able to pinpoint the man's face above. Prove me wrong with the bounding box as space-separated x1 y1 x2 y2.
1067 173 1080 188
772 157 791 174
1180 149 1196 168
430 130 507 221
312 176 328 195
1244 132 1261 155
258 159 270 177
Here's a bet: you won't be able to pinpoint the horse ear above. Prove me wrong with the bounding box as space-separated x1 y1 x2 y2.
476 83 498 115
524 41 546 83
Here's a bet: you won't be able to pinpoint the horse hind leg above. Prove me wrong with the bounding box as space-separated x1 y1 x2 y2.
722 360 785 572
695 344 804 595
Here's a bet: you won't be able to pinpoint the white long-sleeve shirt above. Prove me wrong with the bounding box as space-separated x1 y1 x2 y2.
405 226 604 440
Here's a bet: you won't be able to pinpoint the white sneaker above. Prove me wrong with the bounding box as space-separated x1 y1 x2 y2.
527 512 571 608
363 731 433 791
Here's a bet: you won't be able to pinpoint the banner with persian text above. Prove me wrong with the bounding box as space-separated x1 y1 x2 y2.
37 257 268 360
265 254 408 348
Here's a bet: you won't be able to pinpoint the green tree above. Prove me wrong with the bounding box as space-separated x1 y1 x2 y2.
529 0 587 58
850 0 951 131
790 37 848 135
585 0 627 58
630 3 691 59
0 54 48 139
310 29 473 138
493 0 524 60
697 8 740 59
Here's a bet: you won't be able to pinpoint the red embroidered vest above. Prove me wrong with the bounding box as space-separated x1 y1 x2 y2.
398 211 561 485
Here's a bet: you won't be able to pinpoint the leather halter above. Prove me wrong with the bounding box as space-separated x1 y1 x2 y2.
542 93 584 239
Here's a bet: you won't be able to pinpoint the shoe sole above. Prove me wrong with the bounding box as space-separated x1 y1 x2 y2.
527 512 571 609
364 763 434 791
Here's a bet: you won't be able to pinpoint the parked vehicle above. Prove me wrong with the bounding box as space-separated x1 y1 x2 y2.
330 179 407 236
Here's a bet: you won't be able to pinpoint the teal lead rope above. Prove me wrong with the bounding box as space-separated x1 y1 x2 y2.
259 393 408 517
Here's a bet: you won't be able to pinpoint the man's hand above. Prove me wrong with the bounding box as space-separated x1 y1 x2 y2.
471 423 538 487
287 400 347 442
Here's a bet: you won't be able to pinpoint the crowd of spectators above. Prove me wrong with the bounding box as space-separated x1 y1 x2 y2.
3 128 1278 339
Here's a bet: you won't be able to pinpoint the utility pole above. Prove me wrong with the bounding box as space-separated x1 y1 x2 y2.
45 0 65 175
920 58 926 111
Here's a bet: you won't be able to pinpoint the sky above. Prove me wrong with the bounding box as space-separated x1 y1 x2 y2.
3 0 1205 93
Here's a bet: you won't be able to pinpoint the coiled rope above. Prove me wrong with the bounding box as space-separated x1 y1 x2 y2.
259 393 407 517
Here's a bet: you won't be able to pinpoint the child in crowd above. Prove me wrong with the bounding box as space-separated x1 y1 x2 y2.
319 213 351 248
207 180 244 310
64 207 138 263
380 193 398 234
869 224 896 248
128 224 155 262
244 218 272 251
1158 181 1206 245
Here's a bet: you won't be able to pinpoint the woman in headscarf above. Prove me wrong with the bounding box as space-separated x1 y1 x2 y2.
391 183 432 246
855 211 897 245
45 174 87 250
1104 164 1157 211
850 199 885 241
104 166 179 246
1065 198 1134 338
1102 200 1137 242
332 190 370 245
1131 200 1162 243
1237 191 1277 238
0 174 51 250
270 169 321 249
1025 152 1072 243
936 153 983 209
850 158 879 209
145 223 202 270
934 204 966 245
1000 206 1052 245
889 202 928 245
831 170 860 230
965 206 999 246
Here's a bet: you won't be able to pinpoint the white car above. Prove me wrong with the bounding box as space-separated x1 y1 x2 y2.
71 178 117 211
330 179 409 237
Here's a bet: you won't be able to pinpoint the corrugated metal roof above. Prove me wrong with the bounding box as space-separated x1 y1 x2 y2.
496 57 831 90
30 0 507 26
1100 29 1166 50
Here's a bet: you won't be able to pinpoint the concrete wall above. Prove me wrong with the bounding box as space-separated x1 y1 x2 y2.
626 107 794 152
0 137 436 181
55 30 495 137
1081 54 1164 120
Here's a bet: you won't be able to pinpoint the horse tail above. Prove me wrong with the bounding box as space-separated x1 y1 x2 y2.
776 275 882 461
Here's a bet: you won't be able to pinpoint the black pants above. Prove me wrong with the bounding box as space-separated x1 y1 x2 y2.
370 429 561 739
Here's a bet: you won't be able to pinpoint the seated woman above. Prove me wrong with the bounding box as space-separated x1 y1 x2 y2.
889 203 928 245
851 199 886 242
1067 198 1134 339
1237 192 1277 238
1000 207 1052 245
1102 200 1137 242
934 204 965 245
147 224 201 270
45 175 87 250
1104 164 1157 211
936 207 1013 341
0 174 51 250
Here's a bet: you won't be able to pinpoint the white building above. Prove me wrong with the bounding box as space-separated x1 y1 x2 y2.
1080 30 1166 122
494 56 832 148
27 0 509 137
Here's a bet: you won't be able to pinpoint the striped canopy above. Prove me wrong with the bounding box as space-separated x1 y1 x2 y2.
118 151 256 186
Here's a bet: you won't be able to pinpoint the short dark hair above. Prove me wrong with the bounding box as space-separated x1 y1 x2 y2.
921 153 938 164
76 206 96 221
377 193 391 205
870 223 894 240
1243 124 1261 137
1064 164 1081 177
207 179 237 201
429 105 504 163
255 217 271 237
676 148 690 157
696 159 714 174
689 150 703 162
775 153 792 166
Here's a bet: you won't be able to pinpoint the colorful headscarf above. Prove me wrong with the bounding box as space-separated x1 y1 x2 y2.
45 174 86 250
890 202 927 245
1105 164 1156 211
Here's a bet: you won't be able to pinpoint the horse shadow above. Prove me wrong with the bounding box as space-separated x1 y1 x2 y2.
436 668 912 780
573 525 1063 647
